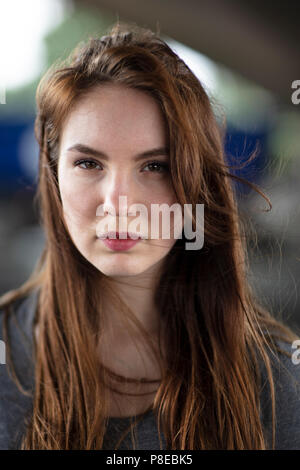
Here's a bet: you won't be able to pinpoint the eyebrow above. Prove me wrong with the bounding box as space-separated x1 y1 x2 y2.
65 143 170 161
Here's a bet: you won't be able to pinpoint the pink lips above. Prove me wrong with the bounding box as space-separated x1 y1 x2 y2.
100 232 142 252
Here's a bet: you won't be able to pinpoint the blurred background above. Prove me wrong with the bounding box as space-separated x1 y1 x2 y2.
0 0 299 331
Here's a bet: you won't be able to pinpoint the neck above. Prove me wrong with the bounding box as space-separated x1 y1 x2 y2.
101 265 161 340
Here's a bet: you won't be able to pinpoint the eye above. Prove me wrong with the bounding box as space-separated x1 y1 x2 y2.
74 159 102 170
142 161 169 173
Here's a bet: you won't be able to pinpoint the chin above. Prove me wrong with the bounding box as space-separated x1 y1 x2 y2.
93 257 154 278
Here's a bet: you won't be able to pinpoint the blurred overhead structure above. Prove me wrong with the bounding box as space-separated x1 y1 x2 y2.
73 0 300 106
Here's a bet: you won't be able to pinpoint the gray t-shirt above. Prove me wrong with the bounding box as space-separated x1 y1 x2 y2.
1 290 300 450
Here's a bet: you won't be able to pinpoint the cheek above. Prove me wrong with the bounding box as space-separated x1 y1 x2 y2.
144 181 177 206
59 180 96 227
162 183 178 207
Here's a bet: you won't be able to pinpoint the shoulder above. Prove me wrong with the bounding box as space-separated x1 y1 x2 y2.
0 289 38 377
0 289 39 339
260 338 300 450
0 289 38 449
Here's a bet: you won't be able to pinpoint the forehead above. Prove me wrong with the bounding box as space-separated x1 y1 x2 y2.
59 84 168 151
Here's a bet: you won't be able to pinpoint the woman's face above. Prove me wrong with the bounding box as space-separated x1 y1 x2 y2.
57 84 179 278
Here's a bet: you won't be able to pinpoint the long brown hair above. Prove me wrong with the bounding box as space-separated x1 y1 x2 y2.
1 21 298 450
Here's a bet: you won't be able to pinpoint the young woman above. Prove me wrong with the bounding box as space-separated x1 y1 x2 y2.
1 22 300 450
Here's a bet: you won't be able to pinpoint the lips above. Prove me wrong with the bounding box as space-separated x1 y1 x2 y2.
100 235 142 252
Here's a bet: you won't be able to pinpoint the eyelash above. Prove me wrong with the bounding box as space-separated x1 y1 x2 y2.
73 159 170 174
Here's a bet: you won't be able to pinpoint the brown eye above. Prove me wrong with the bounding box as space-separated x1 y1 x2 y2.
74 159 102 170
143 161 169 173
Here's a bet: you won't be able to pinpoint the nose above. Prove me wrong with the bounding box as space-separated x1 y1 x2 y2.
101 168 136 216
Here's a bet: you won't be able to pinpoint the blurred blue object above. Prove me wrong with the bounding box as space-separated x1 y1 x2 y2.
0 118 38 196
225 126 268 196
